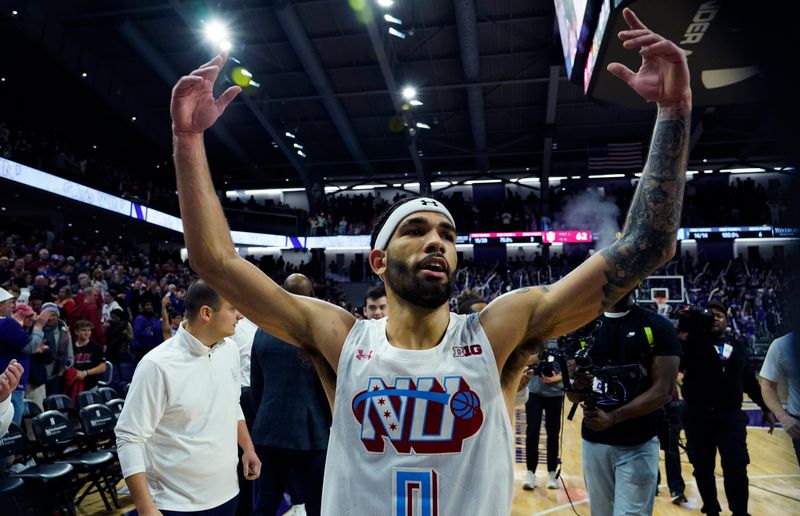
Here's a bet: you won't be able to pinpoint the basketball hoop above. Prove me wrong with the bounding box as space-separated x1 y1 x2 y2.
655 296 670 316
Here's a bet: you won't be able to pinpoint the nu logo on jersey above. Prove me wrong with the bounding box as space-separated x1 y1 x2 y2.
352 376 483 454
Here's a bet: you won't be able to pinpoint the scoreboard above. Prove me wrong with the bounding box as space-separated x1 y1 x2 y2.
469 230 592 245
678 226 775 240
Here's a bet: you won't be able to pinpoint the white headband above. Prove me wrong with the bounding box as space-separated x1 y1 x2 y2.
373 197 456 250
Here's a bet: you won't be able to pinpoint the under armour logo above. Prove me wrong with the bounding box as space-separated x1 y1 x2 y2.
419 200 439 207
356 349 373 361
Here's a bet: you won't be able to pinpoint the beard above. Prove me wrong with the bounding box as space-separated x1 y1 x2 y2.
386 255 452 310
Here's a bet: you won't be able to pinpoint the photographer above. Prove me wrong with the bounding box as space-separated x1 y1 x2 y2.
567 290 680 516
678 301 775 516
522 341 564 491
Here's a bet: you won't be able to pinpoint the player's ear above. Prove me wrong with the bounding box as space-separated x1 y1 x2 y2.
369 249 387 276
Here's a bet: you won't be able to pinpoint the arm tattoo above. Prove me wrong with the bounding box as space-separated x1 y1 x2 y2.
599 107 690 311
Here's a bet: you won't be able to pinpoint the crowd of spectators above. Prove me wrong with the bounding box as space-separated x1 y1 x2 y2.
2 120 793 239
0 228 353 405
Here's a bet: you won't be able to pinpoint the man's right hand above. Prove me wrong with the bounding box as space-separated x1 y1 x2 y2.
0 360 24 403
170 51 241 136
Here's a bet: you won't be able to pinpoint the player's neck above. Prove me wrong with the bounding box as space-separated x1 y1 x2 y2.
385 303 450 351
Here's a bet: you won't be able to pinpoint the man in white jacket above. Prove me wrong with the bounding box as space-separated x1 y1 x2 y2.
115 280 261 516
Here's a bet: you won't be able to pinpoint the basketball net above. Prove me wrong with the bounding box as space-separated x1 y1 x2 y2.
655 296 671 316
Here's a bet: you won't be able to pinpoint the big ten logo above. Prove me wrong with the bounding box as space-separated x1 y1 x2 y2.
352 376 483 454
452 344 482 358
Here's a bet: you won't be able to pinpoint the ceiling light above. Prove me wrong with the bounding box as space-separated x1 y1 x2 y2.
416 122 431 129
293 143 304 150
377 0 394 7
81 72 87 78
204 20 229 45
721 167 765 174
131 116 137 121
388 27 406 39
587 173 625 178
384 14 402 25
297 150 306 158
409 99 423 106
285 131 296 138
401 86 416 100
220 40 232 51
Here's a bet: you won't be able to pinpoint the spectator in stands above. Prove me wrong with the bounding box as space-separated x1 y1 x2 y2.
70 319 106 393
69 287 106 347
55 285 76 319
105 308 132 365
0 301 48 425
101 289 122 328
0 255 12 285
1 360 23 437
363 285 388 320
91 268 108 293
40 302 73 397
132 300 164 362
116 279 260 515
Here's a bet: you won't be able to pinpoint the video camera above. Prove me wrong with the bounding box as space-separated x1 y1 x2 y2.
540 319 648 420
676 305 715 335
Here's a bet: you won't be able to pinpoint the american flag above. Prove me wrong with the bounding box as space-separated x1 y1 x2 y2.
587 142 643 171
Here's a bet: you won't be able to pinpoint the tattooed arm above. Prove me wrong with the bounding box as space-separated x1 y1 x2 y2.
482 8 691 369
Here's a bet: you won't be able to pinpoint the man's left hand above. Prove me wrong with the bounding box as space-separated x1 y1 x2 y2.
242 448 261 480
763 411 777 434
583 405 619 431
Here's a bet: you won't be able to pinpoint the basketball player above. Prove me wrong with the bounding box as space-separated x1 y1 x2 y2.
170 8 690 514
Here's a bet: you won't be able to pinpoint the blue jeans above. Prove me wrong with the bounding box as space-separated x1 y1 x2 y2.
582 437 659 516
11 389 24 426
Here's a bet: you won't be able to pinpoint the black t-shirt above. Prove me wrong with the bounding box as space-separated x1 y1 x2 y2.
581 306 682 446
73 341 104 391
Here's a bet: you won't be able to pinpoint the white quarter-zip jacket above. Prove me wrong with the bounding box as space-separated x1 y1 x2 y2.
115 323 244 511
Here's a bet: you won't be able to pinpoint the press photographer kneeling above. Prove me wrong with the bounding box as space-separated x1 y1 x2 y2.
566 290 680 516
677 301 776 516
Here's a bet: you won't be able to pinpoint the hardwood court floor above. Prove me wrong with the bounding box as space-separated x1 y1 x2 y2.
79 407 799 516
510 403 800 516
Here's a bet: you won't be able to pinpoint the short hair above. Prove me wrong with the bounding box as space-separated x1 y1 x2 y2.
184 279 222 321
74 319 94 331
707 300 726 314
83 287 99 298
457 297 485 315
364 285 386 305
369 197 419 250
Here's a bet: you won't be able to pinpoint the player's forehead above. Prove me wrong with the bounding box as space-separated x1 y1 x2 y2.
367 296 387 306
394 211 455 231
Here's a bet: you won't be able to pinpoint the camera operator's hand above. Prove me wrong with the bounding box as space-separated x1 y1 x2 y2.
583 405 619 431
517 372 531 393
572 370 594 391
541 372 562 384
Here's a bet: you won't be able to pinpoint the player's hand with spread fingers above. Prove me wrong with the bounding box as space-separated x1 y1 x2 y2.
607 8 691 108
170 50 241 136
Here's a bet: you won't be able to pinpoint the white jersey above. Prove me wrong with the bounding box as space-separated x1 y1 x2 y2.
321 312 514 516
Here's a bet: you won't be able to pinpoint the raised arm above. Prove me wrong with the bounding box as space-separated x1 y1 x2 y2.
170 52 354 369
482 9 690 364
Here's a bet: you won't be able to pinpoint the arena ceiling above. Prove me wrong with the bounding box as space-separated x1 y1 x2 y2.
1 0 796 195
